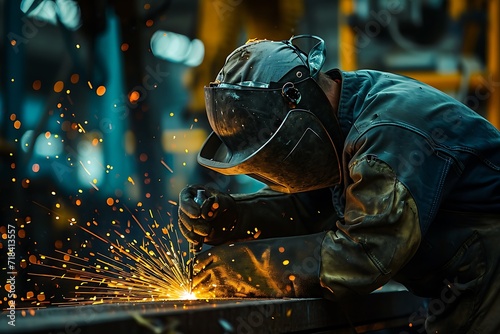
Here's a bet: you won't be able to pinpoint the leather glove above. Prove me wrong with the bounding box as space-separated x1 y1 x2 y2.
178 185 240 247
192 231 328 298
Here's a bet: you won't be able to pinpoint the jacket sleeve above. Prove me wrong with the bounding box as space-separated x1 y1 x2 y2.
227 187 339 241
320 155 422 299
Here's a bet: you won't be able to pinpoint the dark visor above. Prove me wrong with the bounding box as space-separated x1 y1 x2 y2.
204 84 295 164
198 109 341 193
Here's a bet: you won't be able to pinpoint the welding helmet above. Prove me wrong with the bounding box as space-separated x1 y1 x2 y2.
197 35 343 193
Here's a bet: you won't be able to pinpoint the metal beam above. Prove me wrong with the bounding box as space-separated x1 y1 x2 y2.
3 291 425 334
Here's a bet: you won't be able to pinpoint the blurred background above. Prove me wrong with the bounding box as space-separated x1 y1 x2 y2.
0 0 498 307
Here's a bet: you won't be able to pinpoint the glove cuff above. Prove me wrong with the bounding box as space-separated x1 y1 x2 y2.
204 189 285 245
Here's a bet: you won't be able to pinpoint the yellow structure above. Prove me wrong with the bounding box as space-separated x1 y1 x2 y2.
338 0 499 129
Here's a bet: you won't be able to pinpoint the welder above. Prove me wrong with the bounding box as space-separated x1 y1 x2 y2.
178 35 500 332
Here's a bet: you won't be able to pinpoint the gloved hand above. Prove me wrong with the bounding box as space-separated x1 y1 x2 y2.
178 185 240 247
178 185 337 248
192 232 328 298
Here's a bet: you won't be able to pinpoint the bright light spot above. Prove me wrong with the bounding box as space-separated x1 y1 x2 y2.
54 80 64 93
150 30 204 67
96 86 106 96
20 0 82 30
180 291 197 300
129 90 140 103
26 131 63 157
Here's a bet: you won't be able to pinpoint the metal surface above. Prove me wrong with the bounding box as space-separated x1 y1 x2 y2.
2 291 426 334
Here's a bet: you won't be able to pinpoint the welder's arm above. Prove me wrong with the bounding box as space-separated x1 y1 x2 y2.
178 185 337 247
192 231 328 298
192 157 422 299
319 156 422 299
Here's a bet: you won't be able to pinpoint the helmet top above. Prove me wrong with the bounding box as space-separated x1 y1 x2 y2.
214 35 326 88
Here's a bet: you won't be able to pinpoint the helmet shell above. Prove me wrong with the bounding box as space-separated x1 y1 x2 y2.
198 37 343 193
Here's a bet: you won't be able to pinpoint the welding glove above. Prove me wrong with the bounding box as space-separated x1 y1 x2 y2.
192 231 328 298
178 185 238 247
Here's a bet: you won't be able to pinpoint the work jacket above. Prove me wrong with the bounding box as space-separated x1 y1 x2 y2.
325 68 500 295
227 69 500 300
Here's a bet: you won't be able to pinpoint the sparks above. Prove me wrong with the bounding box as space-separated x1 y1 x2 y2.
160 159 174 173
28 206 204 305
